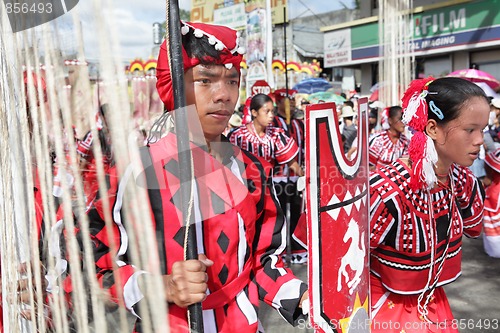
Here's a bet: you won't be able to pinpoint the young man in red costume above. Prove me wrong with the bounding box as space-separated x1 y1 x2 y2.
87 21 308 332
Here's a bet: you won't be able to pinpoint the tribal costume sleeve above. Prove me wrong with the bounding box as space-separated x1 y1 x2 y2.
368 180 396 250
84 166 143 314
272 116 305 166
451 164 485 238
272 127 299 165
245 152 308 325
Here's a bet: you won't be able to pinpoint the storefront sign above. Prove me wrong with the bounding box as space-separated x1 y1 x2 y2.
324 29 352 67
324 0 500 67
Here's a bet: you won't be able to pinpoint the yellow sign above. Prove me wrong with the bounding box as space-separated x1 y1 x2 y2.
191 0 287 24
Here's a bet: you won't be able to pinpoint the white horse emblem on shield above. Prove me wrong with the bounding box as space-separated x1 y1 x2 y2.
337 218 366 295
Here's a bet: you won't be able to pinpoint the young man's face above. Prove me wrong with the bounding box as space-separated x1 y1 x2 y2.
184 64 240 142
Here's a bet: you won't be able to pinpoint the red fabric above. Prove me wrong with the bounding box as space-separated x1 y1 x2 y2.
483 178 500 257
271 114 305 178
371 275 458 333
370 161 484 293
485 147 500 173
156 21 243 111
401 77 435 132
242 97 252 125
229 125 299 165
23 69 47 103
292 213 308 253
274 89 297 103
368 130 409 168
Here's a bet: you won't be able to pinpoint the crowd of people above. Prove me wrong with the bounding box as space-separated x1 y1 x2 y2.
4 20 500 333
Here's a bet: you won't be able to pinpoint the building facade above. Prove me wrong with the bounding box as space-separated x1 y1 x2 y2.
322 0 500 96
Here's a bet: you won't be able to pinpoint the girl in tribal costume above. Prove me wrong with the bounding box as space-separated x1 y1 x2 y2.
229 94 307 265
369 105 410 170
86 22 308 333
369 77 489 333
229 93 303 177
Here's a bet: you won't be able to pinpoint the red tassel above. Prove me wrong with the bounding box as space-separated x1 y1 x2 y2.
410 98 428 132
409 131 427 191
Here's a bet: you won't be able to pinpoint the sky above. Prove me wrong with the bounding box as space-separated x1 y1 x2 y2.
55 0 351 63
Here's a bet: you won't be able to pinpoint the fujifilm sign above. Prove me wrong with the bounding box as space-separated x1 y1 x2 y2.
414 8 466 37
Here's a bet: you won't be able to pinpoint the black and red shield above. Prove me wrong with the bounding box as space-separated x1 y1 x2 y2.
306 99 370 333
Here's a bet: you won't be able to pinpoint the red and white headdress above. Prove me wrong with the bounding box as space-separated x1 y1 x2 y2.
485 147 500 174
401 77 437 191
156 21 245 111
274 88 297 102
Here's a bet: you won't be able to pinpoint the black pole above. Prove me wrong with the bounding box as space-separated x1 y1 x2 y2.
283 6 289 109
282 6 292 267
165 1 203 332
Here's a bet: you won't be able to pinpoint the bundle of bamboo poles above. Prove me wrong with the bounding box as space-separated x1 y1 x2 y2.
378 0 415 107
0 1 168 331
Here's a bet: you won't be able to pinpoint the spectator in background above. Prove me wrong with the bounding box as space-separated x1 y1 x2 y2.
368 106 409 170
340 105 357 153
223 112 242 137
368 108 379 135
484 98 500 149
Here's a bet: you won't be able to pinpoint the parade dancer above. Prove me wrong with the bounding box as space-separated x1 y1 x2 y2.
368 105 409 170
370 77 488 332
87 22 308 332
229 93 303 176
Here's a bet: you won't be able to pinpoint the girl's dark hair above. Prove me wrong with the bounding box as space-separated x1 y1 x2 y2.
426 77 488 124
388 105 402 118
250 93 273 112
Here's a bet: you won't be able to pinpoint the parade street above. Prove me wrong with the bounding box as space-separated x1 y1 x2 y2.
260 236 500 333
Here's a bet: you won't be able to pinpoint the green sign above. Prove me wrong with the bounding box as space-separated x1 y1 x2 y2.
349 0 500 49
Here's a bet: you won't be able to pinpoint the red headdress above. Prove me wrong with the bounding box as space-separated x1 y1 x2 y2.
242 96 252 125
274 88 297 103
401 77 437 191
485 148 500 175
156 21 245 111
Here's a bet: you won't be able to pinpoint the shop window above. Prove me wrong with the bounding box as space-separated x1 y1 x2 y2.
421 56 452 78
476 62 500 85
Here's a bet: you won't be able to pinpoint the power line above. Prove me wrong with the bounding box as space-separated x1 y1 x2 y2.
293 0 330 26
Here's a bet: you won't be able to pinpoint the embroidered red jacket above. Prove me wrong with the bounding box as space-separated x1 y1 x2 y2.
87 134 307 332
370 161 484 294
